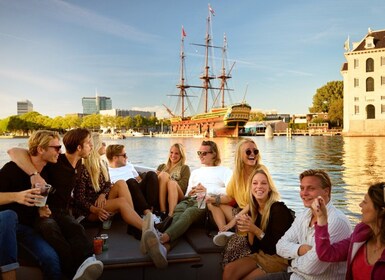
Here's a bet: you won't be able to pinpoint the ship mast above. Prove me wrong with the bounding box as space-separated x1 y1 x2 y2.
175 27 189 118
217 34 234 108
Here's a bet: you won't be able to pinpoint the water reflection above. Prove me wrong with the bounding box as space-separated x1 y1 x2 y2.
1 136 385 226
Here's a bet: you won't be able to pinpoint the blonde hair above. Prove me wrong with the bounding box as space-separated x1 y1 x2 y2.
162 143 186 173
28 130 60 156
82 133 109 192
227 138 262 197
249 166 280 232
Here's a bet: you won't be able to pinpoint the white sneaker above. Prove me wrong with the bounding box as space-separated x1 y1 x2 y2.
73 254 104 280
213 231 235 247
152 214 162 224
143 229 168 269
140 212 154 254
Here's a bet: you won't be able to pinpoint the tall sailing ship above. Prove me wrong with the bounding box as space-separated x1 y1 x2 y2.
165 5 251 137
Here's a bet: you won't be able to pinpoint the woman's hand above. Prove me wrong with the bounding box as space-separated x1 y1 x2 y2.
95 194 107 209
219 218 237 232
311 196 328 226
236 214 254 233
96 208 110 222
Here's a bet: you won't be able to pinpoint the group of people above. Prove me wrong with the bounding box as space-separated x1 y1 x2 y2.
0 129 385 280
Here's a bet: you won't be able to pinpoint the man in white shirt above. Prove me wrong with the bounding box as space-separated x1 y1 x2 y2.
106 144 159 216
258 169 352 280
142 141 232 268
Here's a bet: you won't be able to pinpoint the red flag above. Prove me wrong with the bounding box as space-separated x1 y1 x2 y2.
182 26 186 37
208 4 215 16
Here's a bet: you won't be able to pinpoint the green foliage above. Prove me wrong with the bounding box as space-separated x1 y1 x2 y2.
309 81 343 127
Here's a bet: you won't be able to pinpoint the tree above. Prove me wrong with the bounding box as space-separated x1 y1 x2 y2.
309 81 343 127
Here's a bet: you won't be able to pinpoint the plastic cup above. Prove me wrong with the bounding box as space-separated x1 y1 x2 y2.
197 192 206 209
34 183 52 207
236 215 248 236
93 237 103 255
102 218 112 230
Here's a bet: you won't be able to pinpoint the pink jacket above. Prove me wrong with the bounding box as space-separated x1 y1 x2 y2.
315 222 385 280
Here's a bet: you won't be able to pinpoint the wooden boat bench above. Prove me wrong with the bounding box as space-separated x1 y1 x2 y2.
15 217 224 280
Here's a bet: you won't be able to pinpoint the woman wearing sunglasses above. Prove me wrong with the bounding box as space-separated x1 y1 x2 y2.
311 182 385 279
155 143 191 232
210 138 265 246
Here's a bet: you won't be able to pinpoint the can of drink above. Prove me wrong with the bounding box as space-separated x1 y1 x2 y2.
100 234 109 251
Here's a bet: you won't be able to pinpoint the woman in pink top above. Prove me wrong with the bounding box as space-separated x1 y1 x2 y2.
312 182 385 280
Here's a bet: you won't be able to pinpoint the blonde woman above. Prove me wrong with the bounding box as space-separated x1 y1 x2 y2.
156 143 190 231
209 138 263 245
72 134 143 232
222 167 294 280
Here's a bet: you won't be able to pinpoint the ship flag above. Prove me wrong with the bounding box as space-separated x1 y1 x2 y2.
208 4 215 16
182 26 187 37
344 35 350 52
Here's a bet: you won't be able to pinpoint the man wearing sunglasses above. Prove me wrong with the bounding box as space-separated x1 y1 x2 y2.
0 130 62 280
144 140 232 264
8 128 104 280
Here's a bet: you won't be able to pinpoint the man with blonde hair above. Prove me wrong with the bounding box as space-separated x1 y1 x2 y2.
0 130 62 280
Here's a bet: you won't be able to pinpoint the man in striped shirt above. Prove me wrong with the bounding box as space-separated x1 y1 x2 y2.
258 169 352 280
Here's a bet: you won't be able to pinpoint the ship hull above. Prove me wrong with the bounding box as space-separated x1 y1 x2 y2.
170 104 251 137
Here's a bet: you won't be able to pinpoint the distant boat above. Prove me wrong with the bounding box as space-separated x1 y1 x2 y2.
131 131 144 137
164 6 251 137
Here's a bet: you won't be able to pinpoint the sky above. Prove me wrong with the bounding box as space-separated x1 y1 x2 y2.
1 0 385 119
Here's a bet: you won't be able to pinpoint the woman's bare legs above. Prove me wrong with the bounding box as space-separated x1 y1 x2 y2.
209 204 234 232
88 197 143 230
109 180 134 208
157 172 169 213
166 180 184 216
222 256 259 280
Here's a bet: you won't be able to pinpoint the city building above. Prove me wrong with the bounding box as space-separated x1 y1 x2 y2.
17 99 33 115
82 96 112 114
100 109 155 118
341 28 385 136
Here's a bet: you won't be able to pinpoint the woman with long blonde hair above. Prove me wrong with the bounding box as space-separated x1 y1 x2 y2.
222 167 294 280
209 138 263 245
156 143 190 232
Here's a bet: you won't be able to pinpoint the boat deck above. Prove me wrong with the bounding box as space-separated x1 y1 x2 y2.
17 217 224 280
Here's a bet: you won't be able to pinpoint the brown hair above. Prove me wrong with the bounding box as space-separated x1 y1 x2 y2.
106 144 125 161
367 182 385 244
62 128 90 154
201 140 221 166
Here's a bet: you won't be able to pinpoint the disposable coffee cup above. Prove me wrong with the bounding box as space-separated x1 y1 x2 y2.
34 183 52 207
197 192 206 209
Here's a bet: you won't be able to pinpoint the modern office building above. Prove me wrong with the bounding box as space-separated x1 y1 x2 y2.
341 28 385 136
100 109 155 118
17 100 33 115
82 96 112 114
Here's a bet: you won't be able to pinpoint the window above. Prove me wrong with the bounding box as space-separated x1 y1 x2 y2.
366 104 375 119
382 76 385 85
382 104 385 114
366 77 374 92
381 96 385 100
354 105 359 114
366 58 374 72
381 57 385 66
354 59 359 69
354 78 359 87
354 97 359 102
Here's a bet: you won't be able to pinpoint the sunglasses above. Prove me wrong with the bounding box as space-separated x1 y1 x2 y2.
197 151 213 156
245 149 259 156
48 145 62 152
116 153 127 158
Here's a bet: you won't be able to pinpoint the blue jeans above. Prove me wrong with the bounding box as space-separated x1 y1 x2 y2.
0 210 19 273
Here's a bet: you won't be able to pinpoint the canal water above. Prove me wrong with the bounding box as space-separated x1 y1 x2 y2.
1 135 385 226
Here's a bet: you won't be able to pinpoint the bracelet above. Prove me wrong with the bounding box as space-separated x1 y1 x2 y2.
29 171 39 177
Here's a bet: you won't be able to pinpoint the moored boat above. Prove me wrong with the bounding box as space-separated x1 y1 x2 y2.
166 5 251 137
